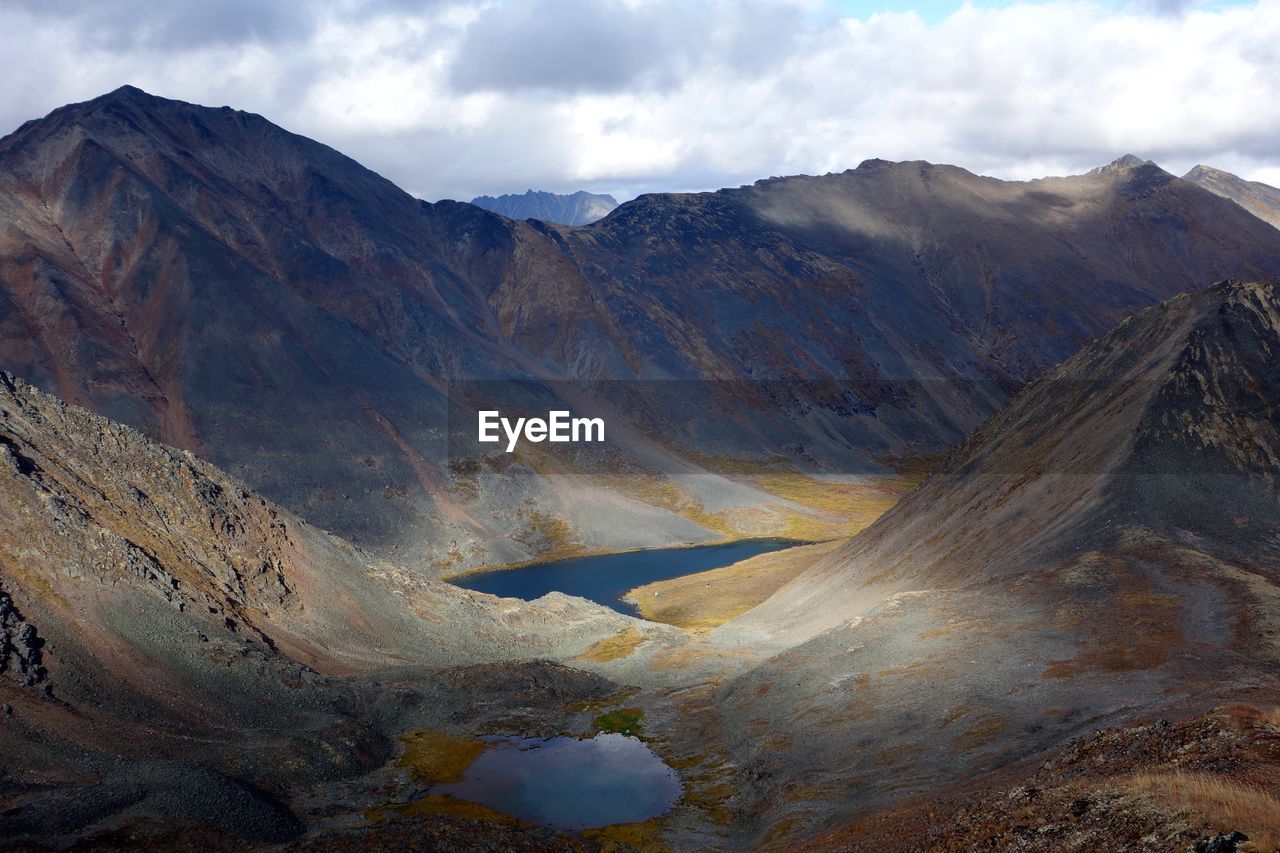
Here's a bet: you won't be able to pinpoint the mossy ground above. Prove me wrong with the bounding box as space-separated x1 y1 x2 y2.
364 729 508 824
754 471 925 540
628 540 842 631
578 627 646 662
594 707 646 738
368 793 520 825
582 818 672 852
397 729 488 783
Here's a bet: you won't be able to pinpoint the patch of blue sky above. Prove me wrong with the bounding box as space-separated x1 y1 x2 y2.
822 0 1253 26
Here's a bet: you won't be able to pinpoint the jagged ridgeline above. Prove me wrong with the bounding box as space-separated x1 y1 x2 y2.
4 86 1280 573
470 189 618 225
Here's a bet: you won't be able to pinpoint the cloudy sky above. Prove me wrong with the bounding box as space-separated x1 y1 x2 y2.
1 0 1277 201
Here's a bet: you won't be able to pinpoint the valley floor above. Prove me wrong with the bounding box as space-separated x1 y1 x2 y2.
625 540 843 631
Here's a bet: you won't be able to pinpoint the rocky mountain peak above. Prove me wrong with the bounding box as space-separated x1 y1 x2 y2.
1183 163 1223 181
1181 164 1280 230
88 83 157 108
1097 153 1151 171
853 157 895 170
1122 280 1280 542
470 188 618 225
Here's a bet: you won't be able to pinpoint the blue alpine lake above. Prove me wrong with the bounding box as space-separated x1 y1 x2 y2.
433 733 682 829
448 538 799 616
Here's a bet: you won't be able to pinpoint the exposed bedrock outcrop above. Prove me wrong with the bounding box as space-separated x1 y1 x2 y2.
0 589 46 688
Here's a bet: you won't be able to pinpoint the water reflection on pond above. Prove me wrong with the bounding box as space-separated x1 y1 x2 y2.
433 733 682 830
450 538 799 616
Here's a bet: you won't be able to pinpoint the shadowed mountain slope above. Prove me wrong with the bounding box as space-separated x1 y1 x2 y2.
564 155 1280 385
1184 164 1280 230
4 87 1280 569
471 189 618 225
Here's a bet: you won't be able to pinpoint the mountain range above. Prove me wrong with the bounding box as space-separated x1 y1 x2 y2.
4 87 1280 575
470 189 619 225
3 86 1280 848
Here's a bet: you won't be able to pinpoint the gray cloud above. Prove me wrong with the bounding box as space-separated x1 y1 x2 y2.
449 0 690 93
7 0 316 49
447 0 806 94
1130 0 1201 14
6 0 453 49
0 0 1276 202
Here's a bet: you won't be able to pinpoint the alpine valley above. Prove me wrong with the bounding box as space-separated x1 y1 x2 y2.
2 88 1280 850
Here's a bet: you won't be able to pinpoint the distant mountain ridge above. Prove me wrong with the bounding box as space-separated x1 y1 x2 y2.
1183 164 1280 230
470 188 618 225
3 87 1280 570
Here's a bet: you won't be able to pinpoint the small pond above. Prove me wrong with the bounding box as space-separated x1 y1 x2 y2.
433 733 682 830
448 538 799 616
